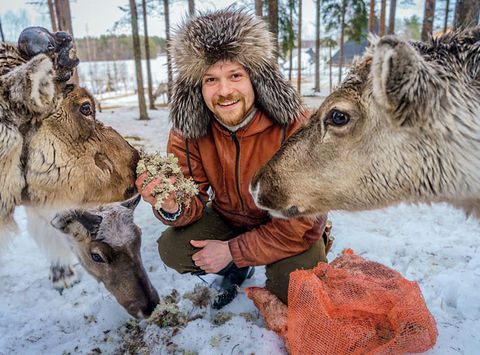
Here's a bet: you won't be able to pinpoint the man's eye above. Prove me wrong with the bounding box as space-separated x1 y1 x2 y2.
204 77 215 83
232 73 242 79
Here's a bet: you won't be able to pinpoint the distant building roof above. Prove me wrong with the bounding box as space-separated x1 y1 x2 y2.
330 37 368 66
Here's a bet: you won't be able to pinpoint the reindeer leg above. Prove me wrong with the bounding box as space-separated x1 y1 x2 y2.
24 206 81 292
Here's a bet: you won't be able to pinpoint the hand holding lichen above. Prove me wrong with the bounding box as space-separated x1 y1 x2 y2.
136 153 198 211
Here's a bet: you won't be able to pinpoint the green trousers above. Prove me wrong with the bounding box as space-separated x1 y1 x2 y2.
157 206 326 304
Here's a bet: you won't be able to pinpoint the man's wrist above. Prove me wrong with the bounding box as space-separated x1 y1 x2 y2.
157 204 182 221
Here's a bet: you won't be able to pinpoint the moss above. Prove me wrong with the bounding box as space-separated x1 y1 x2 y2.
146 290 187 328
136 153 199 210
213 312 233 326
183 284 214 309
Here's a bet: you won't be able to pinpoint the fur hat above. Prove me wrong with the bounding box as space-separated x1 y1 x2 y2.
169 8 304 139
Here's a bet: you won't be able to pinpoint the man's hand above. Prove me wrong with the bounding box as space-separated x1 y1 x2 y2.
135 172 179 213
190 240 233 274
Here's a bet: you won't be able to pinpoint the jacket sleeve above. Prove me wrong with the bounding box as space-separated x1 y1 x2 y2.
228 213 328 267
152 129 210 226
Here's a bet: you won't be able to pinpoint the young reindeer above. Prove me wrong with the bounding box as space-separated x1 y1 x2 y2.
250 27 480 219
51 195 159 319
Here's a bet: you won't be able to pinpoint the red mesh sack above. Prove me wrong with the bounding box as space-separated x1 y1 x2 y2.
247 250 438 355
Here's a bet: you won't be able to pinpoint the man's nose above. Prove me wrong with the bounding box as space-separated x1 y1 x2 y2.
218 79 234 97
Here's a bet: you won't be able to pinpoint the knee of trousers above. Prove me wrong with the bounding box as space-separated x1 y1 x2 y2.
157 227 187 271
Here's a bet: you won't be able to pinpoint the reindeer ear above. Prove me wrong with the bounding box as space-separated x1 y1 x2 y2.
51 210 102 235
371 36 436 128
121 194 141 211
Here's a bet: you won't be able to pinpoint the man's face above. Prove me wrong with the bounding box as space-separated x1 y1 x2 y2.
201 60 255 126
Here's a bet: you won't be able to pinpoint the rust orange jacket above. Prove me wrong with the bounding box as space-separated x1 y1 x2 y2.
154 110 327 268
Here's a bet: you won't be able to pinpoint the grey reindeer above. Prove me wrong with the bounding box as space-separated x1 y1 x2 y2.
51 195 159 318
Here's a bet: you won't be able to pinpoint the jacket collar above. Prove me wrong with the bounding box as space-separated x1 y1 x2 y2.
211 109 276 138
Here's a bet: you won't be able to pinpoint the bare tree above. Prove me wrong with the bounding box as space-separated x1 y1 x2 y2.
379 0 386 35
255 0 263 17
339 0 346 82
368 0 376 33
50 0 79 84
163 0 173 101
387 0 396 34
142 0 155 109
443 0 450 32
314 0 321 92
0 18 4 42
421 0 436 41
321 37 336 93
47 0 58 31
129 0 149 120
188 0 195 16
297 0 302 93
454 0 480 29
268 0 279 55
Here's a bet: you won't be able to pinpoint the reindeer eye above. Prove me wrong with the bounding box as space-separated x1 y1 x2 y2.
327 110 350 126
90 252 105 263
80 102 92 116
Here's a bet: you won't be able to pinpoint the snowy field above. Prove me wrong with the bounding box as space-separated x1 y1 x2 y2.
1 97 480 354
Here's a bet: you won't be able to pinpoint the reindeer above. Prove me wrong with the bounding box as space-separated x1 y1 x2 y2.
0 27 143 299
51 195 159 318
250 27 480 219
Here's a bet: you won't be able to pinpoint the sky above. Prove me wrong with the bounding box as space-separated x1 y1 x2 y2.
0 0 426 42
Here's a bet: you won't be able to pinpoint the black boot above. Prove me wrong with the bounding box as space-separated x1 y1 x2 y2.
212 262 254 310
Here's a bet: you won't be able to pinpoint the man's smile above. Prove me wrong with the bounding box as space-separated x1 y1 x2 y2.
217 100 240 108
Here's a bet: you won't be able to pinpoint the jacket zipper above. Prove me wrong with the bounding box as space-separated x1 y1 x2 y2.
229 130 245 213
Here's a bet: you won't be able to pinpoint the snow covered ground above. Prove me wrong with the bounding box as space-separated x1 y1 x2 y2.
1 98 480 354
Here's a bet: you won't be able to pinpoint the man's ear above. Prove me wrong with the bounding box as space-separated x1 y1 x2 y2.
371 36 439 128
51 209 103 238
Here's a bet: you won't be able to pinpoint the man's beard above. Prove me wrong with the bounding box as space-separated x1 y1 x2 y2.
212 96 247 126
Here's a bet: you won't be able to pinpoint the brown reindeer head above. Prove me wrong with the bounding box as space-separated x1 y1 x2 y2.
51 195 159 318
251 28 480 218
24 84 140 207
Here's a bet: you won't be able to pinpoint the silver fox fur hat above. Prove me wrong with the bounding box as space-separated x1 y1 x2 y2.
169 8 304 139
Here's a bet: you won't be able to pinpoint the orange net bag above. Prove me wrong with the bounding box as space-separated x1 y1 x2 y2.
247 250 438 355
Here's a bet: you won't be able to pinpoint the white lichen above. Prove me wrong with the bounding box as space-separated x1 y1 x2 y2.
136 153 199 210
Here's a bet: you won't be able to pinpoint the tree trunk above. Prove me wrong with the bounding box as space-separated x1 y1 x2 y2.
142 0 155 109
443 0 450 33
453 0 480 30
54 0 79 84
255 0 263 17
129 0 149 120
339 0 346 83
314 0 321 92
421 0 436 41
163 0 173 101
288 5 293 82
387 0 396 34
368 0 376 33
188 0 194 17
47 0 58 31
297 0 302 93
379 0 386 35
0 18 4 42
329 45 332 92
268 0 279 56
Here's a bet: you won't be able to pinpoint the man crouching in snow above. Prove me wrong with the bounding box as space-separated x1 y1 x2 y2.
136 9 329 309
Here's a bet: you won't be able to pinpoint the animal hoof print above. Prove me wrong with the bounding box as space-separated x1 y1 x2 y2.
50 263 81 293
